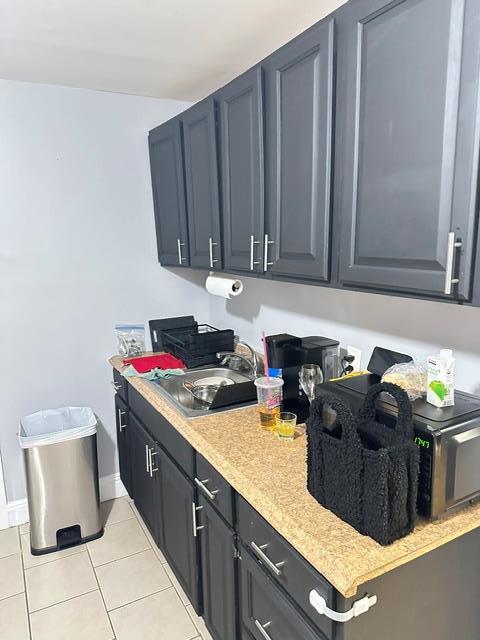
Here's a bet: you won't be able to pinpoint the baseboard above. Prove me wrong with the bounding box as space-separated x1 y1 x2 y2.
7 472 127 528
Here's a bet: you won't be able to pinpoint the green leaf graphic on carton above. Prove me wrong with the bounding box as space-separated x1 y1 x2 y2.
429 380 447 401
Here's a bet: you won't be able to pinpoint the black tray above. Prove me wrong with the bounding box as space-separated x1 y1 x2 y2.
163 324 234 355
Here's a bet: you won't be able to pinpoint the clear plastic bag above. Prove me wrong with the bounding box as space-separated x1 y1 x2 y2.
115 323 145 357
381 361 427 401
19 407 97 448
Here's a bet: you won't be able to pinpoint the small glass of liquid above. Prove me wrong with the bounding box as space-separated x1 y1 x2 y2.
254 377 284 432
275 412 297 441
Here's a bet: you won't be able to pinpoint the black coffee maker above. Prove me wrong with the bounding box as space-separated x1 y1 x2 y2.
265 334 340 422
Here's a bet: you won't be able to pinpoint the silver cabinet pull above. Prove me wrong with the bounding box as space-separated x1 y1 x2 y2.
149 448 158 476
117 409 127 432
254 620 273 640
263 234 274 272
110 381 122 392
177 238 185 264
209 237 219 268
145 444 150 474
194 477 219 501
444 232 462 295
250 541 285 576
250 235 260 271
191 502 205 537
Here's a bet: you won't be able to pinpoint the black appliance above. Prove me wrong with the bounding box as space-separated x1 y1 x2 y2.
318 357 480 520
265 334 340 423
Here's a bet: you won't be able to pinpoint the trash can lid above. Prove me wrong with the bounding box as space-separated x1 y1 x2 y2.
19 407 97 448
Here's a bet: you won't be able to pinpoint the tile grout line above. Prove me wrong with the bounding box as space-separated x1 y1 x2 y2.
17 526 33 640
23 547 89 573
90 544 153 569
106 583 174 613
28 587 99 616
85 542 116 640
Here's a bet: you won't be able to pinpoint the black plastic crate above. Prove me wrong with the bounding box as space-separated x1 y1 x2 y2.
162 324 234 356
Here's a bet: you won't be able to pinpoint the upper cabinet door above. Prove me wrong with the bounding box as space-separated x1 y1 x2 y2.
219 68 265 273
148 119 189 267
181 98 222 270
337 0 480 300
264 19 335 281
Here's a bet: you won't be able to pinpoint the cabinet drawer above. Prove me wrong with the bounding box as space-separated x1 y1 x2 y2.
237 496 333 638
240 544 330 640
129 386 194 478
113 368 128 403
195 452 234 526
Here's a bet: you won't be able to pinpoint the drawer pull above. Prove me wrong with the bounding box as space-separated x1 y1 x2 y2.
309 589 377 623
111 381 122 392
250 541 285 576
194 477 219 501
254 619 273 640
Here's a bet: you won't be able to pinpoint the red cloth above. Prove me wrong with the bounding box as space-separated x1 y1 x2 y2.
123 353 185 373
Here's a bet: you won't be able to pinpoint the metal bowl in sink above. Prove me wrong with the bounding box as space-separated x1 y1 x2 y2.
151 367 256 417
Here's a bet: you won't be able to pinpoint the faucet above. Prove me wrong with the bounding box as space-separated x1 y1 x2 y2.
216 341 262 378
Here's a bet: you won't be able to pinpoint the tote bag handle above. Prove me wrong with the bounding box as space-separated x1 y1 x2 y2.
310 392 361 448
358 382 414 438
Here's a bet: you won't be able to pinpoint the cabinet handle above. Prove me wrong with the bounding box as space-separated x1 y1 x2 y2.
263 234 274 272
145 444 150 474
177 238 185 265
191 502 205 537
254 619 273 640
444 232 462 295
250 541 285 576
194 477 219 501
209 237 219 268
111 381 122 392
149 448 158 476
117 409 127 432
250 235 260 271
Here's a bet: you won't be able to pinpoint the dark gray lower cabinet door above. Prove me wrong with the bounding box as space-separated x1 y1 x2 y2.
264 18 335 281
157 448 200 611
182 98 222 270
114 395 132 498
130 414 158 539
197 496 237 640
336 0 480 300
239 546 323 640
219 67 264 273
148 118 189 267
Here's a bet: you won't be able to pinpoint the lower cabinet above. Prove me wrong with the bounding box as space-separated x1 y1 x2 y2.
239 545 324 640
157 447 201 612
129 413 159 539
197 495 237 640
114 394 132 498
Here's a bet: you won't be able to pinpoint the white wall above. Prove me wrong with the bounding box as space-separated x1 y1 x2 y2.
208 276 480 395
0 80 208 502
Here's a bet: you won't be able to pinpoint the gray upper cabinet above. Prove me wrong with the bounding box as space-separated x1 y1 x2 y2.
148 119 189 267
336 0 480 300
181 98 222 270
219 67 265 274
264 18 335 281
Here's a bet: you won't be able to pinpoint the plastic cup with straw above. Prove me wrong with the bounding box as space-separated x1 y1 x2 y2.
254 332 284 431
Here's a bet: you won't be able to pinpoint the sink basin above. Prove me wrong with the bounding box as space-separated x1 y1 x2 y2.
150 367 256 417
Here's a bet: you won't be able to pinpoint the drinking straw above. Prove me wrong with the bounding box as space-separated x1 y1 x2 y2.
261 331 270 382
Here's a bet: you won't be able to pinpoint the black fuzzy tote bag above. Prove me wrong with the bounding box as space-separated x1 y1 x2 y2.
306 382 419 546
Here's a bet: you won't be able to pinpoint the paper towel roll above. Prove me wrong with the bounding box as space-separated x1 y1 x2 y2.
206 275 243 299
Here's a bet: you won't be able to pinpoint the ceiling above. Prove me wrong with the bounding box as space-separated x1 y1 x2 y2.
0 0 347 101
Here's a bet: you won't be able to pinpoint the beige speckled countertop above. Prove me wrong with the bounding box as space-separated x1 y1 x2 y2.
110 355 480 598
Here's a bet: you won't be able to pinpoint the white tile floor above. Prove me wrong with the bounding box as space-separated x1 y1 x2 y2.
0 498 210 640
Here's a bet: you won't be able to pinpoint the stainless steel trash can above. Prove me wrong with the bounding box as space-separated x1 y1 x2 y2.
20 407 103 555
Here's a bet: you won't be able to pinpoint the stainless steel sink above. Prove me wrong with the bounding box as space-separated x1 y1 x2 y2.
150 367 255 417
